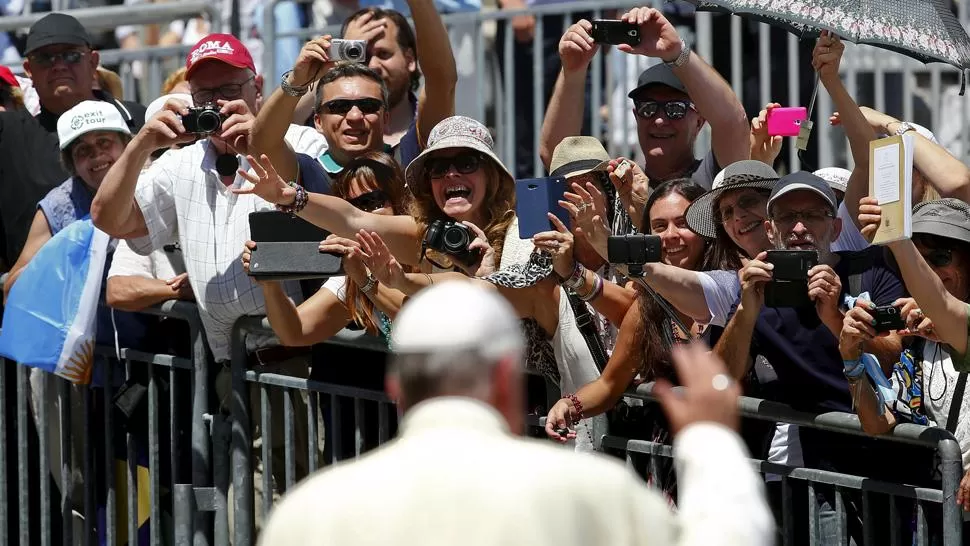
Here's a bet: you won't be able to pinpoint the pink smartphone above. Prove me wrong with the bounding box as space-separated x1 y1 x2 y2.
766 107 808 137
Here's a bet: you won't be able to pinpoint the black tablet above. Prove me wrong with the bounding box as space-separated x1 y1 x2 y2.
247 211 344 281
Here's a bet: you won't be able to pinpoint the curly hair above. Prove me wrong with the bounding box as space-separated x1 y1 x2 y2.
407 154 516 267
331 151 411 335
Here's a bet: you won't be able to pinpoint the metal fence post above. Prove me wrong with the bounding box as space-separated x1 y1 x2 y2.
230 318 254 546
938 437 963 545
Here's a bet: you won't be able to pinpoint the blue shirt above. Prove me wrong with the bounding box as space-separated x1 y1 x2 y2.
36 178 152 351
741 247 906 413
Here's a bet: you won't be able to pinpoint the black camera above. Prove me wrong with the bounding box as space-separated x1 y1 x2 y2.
872 305 906 333
181 104 225 135
607 234 662 277
764 250 818 308
423 219 480 267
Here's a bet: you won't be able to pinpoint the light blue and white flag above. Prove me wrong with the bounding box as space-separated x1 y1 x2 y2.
0 217 109 384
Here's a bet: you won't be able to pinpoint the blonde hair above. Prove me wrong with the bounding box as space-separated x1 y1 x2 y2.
408 155 516 266
96 67 124 100
162 67 188 95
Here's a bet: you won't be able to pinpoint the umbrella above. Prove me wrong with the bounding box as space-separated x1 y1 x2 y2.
687 0 970 71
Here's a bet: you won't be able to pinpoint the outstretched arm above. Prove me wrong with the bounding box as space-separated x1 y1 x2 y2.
407 0 457 147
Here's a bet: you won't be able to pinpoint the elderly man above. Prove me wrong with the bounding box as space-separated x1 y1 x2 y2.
259 281 773 546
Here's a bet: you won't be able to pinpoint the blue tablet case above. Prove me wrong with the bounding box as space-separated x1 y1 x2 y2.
515 176 570 239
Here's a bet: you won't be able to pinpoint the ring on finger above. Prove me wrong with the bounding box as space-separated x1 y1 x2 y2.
712 373 732 391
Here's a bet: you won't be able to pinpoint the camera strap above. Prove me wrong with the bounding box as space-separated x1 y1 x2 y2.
633 277 693 341
566 292 610 374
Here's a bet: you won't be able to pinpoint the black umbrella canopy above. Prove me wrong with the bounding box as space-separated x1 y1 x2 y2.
687 0 970 69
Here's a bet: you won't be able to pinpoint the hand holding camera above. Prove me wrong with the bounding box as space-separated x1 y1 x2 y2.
291 35 337 87
136 97 198 152
606 234 662 277
422 219 493 276
616 7 683 61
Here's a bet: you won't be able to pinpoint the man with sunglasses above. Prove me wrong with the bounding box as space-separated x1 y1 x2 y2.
540 7 749 191
713 171 907 543
0 13 148 293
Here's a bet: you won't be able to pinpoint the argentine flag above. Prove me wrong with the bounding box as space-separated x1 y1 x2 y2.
0 217 109 384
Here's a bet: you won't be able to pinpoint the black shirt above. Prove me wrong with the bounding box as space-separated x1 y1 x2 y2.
35 90 146 134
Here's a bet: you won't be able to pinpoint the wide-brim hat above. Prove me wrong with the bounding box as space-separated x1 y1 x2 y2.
549 136 611 178
405 115 513 189
911 198 970 245
685 160 779 238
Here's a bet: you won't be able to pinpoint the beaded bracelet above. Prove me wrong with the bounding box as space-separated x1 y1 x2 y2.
276 182 308 214
562 262 586 290
566 393 585 420
579 272 604 302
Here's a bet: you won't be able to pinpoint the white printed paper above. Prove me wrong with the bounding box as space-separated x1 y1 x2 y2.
872 143 901 205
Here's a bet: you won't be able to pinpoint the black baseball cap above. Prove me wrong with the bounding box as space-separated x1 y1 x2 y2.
25 13 91 55
767 171 838 216
627 64 688 99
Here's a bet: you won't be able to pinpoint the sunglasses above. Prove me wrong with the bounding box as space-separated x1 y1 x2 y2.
716 192 767 224
426 152 483 179
922 248 953 268
321 98 384 116
348 189 388 213
191 75 255 104
29 50 86 68
634 99 694 120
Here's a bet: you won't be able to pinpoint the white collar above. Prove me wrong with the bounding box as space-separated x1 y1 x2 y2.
400 397 510 437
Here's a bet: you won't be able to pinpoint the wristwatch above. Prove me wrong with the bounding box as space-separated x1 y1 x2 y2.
280 70 310 97
360 274 378 294
893 121 916 136
664 39 690 69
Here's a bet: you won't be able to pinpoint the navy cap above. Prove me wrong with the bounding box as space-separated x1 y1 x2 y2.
767 171 838 215
25 13 91 55
628 64 687 99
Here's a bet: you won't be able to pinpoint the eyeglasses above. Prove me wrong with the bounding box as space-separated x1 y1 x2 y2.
426 152 483 179
634 99 694 120
191 76 256 104
348 189 388 213
321 98 384 116
922 248 953 268
716 193 766 224
28 50 86 68
771 209 835 227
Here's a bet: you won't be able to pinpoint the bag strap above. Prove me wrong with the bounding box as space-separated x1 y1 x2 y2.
566 292 609 374
917 338 965 434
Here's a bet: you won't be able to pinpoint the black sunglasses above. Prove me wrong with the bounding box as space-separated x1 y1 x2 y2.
29 50 86 68
922 248 953 268
321 98 384 116
634 99 693 120
426 152 483 179
348 189 388 213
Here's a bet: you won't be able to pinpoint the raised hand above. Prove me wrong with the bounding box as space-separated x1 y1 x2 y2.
356 230 407 291
750 102 783 167
738 251 772 313
607 158 650 229
617 7 684 62
896 297 942 342
812 31 845 84
319 234 367 286
343 11 388 46
559 20 599 73
839 297 878 359
532 213 576 279
290 35 335 87
857 196 882 243
134 97 197 152
231 154 296 206
807 264 843 322
217 99 255 155
458 221 497 278
560 181 610 261
654 341 741 435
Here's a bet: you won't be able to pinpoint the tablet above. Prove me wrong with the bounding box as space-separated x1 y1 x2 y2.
515 176 570 239
247 211 344 281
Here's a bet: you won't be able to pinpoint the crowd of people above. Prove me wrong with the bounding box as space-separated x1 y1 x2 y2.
2 1 970 543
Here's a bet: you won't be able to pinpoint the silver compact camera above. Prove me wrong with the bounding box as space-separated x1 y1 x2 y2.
329 39 366 63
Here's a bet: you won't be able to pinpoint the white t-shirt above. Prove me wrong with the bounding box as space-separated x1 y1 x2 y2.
128 124 325 362
697 269 741 327
107 239 185 281
322 276 348 304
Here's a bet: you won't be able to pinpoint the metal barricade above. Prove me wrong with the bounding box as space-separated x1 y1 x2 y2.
601 383 965 546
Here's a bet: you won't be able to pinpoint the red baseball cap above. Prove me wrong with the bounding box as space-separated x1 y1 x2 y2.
185 34 255 78
0 66 20 89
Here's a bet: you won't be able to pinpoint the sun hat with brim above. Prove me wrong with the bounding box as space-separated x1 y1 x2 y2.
57 100 131 151
549 136 611 178
405 115 513 189
813 167 850 195
685 160 779 238
911 198 970 245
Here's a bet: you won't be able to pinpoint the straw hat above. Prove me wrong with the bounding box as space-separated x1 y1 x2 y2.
405 116 513 188
548 136 611 178
685 160 779 238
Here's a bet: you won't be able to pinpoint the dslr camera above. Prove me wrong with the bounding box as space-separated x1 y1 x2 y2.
607 234 662 277
329 39 367 63
181 104 225 136
423 219 480 267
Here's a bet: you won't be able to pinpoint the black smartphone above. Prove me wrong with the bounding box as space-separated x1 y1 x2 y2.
765 250 819 281
872 305 906 332
607 234 662 277
591 19 641 46
763 280 812 308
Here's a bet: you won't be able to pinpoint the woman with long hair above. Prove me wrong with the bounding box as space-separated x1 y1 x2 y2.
241 151 411 345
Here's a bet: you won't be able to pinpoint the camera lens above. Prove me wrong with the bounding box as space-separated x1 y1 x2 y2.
443 225 469 250
347 45 362 59
197 110 222 134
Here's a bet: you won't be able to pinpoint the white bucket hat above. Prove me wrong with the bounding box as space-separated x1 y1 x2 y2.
57 100 130 151
405 116 513 189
